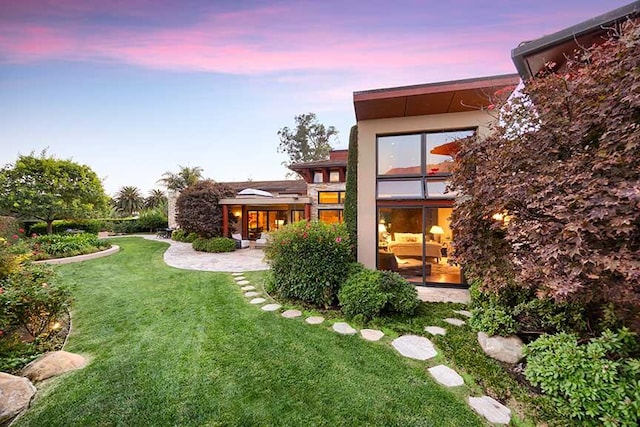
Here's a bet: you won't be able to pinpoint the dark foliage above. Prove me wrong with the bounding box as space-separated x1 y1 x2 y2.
344 125 358 259
175 180 236 238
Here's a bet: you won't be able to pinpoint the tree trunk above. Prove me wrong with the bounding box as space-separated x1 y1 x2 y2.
46 220 54 235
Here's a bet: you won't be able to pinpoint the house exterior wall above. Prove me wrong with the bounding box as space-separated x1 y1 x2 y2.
307 182 346 219
167 190 179 229
356 110 495 269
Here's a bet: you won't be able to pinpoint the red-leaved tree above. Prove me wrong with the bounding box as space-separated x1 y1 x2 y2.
176 180 236 238
450 21 640 334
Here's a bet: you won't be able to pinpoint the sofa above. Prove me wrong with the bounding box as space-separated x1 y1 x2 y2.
388 232 442 262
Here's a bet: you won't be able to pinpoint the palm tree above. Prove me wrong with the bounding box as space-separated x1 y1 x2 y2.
157 165 204 191
145 189 167 209
114 186 144 217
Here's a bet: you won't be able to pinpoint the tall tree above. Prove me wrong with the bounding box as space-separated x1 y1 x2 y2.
0 151 108 234
277 113 338 171
176 180 236 238
344 125 358 259
145 189 167 209
114 186 144 217
158 165 204 192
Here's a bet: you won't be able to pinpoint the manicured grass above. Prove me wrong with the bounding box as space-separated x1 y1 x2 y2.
16 238 484 426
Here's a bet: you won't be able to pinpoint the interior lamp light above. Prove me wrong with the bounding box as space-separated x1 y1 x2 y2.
429 225 444 243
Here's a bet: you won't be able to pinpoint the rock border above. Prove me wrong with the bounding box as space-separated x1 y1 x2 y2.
34 245 120 265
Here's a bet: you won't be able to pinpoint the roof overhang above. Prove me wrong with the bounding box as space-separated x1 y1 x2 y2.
511 1 640 79
219 197 312 206
353 74 520 121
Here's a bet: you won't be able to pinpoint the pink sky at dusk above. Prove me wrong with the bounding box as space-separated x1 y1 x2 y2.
0 0 634 195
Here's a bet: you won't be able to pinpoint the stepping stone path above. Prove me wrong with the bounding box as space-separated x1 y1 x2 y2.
443 318 466 326
332 322 357 335
428 365 464 387
233 276 246 281
244 291 259 298
468 396 511 425
425 326 446 336
231 273 243 276
261 303 281 312
453 309 472 318
360 329 384 341
391 335 437 360
305 316 324 325
250 298 266 304
237 280 250 285
281 310 302 318
240 285 255 291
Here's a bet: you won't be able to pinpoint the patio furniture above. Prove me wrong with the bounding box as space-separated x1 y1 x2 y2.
232 233 250 249
156 228 174 239
255 232 270 248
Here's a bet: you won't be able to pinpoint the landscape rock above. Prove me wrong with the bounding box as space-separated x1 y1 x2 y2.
360 329 384 341
237 280 250 285
281 310 302 318
231 273 243 276
453 309 472 318
468 396 511 425
424 326 446 336
391 335 437 360
477 332 524 364
305 316 324 325
22 351 86 382
244 291 259 298
240 285 255 291
0 372 36 425
332 322 357 335
261 303 281 312
233 276 246 281
428 365 464 387
249 298 266 304
443 318 466 326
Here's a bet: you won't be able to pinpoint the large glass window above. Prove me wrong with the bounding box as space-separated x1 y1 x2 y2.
318 191 345 204
425 130 474 175
377 180 423 199
377 134 421 176
319 209 343 224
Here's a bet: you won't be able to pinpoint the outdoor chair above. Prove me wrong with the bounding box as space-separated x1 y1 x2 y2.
255 232 270 248
232 233 250 249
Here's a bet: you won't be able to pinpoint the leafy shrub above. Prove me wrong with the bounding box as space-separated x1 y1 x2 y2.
264 221 353 307
0 237 31 279
344 125 358 259
29 219 102 235
339 269 419 321
185 232 198 243
111 219 142 234
0 263 71 338
0 216 22 240
468 281 586 337
192 237 235 253
524 329 640 426
137 208 168 231
175 180 236 238
29 233 110 260
172 229 187 241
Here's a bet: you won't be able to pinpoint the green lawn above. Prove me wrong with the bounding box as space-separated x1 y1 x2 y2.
16 237 484 427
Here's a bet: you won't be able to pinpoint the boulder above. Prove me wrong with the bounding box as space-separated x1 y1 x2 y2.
0 372 36 424
22 351 86 382
477 332 523 364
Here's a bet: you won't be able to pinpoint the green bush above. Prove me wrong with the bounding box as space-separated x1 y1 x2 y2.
264 221 353 307
172 229 187 242
0 263 71 338
29 233 110 260
111 219 142 234
339 269 419 321
0 216 22 240
192 237 235 253
137 208 168 231
524 329 640 426
29 219 102 235
185 232 198 243
468 281 586 337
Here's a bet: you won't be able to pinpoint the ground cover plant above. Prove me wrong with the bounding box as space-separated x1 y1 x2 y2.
29 233 111 260
14 237 485 426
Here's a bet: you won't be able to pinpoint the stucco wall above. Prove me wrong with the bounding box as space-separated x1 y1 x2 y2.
357 110 495 269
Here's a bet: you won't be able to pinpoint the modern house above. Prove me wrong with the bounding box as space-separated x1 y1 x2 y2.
353 74 520 288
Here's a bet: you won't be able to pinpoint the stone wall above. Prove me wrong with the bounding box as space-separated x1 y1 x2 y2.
167 190 179 229
307 182 346 220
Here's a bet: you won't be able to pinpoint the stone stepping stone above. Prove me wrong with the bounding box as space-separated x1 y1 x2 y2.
231 273 243 276
281 310 302 318
261 303 281 312
428 365 464 387
454 309 472 318
425 326 446 336
244 291 259 298
332 322 357 335
360 329 384 341
237 280 250 285
250 298 266 304
391 335 437 360
233 276 246 281
305 316 324 325
468 396 511 425
240 285 255 291
444 318 466 326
